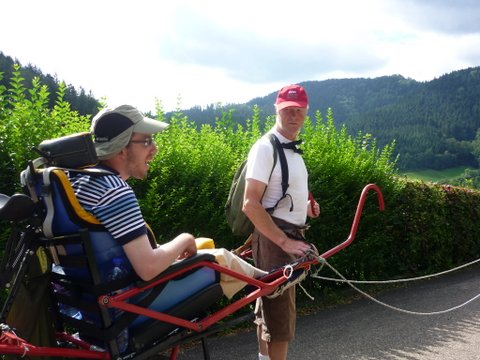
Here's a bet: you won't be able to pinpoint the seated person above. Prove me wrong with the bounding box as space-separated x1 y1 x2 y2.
69 104 266 298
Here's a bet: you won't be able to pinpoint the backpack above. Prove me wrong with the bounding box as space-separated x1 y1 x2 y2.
5 246 56 360
225 133 288 237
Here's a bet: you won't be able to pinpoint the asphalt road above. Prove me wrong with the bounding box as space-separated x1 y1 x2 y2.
178 263 480 360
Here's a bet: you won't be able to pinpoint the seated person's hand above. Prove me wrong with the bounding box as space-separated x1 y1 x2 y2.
177 239 198 260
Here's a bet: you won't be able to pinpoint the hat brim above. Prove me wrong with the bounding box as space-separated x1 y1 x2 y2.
134 117 169 134
275 101 308 110
276 101 308 111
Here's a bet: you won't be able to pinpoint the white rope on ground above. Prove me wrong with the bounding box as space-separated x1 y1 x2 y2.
312 257 480 284
311 257 480 316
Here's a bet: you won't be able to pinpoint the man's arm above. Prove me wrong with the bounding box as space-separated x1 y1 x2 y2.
243 178 311 257
123 232 197 281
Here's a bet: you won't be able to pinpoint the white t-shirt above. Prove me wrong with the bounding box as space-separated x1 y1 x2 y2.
245 129 308 226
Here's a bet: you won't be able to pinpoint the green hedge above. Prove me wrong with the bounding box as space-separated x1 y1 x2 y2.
2 65 480 304
0 64 90 195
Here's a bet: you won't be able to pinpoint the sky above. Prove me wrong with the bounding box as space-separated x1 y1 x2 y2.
1 0 480 114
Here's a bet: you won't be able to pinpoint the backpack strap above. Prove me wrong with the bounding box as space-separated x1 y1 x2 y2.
265 134 292 213
267 134 280 189
269 134 289 197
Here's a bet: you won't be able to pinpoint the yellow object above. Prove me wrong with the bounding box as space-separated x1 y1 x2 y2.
36 248 49 273
195 237 215 249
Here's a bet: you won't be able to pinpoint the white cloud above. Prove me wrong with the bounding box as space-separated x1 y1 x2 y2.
387 0 480 34
1 0 479 113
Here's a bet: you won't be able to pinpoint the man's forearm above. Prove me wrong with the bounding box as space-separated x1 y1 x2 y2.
242 201 288 247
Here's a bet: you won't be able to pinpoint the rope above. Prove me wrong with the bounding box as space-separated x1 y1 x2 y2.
283 264 294 279
265 248 320 300
312 257 480 284
298 282 315 301
311 257 480 316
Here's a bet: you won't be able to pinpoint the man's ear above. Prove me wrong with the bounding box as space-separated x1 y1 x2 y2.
117 147 129 158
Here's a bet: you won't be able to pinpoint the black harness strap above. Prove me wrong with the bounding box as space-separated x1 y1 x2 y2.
266 134 292 212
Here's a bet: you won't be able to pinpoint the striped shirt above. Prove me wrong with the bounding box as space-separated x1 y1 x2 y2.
69 166 147 245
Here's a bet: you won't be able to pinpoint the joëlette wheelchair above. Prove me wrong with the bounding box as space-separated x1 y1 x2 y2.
0 133 384 360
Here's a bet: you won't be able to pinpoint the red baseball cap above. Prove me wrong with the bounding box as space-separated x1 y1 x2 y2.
275 84 308 110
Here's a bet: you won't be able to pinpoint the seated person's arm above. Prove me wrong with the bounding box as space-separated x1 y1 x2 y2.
123 233 197 281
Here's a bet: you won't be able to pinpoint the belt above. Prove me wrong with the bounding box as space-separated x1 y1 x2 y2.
271 216 309 241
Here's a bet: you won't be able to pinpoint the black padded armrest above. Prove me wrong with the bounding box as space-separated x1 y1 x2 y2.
0 193 35 221
135 253 217 287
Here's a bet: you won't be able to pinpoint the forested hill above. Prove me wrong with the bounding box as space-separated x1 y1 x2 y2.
0 52 100 116
2 49 479 171
177 67 480 171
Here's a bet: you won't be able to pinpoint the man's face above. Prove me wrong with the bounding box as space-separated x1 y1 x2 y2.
276 106 308 139
125 133 158 179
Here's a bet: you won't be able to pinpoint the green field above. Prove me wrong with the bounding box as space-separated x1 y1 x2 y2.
402 166 471 183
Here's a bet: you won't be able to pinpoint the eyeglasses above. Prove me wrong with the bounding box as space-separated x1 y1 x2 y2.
129 137 155 147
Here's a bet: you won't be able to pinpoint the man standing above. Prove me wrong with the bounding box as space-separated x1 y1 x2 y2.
243 85 320 360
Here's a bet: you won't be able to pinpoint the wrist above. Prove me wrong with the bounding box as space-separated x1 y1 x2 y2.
276 233 289 248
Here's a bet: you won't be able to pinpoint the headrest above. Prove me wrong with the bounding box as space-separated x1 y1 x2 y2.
36 132 98 168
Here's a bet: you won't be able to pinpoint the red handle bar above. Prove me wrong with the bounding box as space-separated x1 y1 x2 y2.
320 183 384 259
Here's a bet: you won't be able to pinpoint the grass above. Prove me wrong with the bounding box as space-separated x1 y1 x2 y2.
402 166 472 183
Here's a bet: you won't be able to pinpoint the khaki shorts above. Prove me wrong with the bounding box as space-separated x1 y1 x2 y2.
252 217 304 342
254 285 296 342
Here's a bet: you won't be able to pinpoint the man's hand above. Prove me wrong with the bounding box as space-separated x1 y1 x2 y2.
307 200 320 218
280 237 312 257
307 192 320 218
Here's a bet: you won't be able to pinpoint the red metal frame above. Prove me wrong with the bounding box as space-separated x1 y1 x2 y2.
321 183 384 259
0 183 385 359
